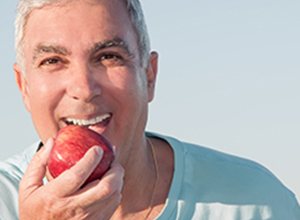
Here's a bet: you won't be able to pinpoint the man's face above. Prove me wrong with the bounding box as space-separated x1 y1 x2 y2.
15 0 157 157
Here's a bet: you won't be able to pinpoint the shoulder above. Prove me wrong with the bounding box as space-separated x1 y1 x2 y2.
160 134 286 188
0 141 39 178
151 132 280 184
0 142 39 220
148 132 300 218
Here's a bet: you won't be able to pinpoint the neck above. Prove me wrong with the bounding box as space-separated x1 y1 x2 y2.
111 136 174 220
116 135 158 217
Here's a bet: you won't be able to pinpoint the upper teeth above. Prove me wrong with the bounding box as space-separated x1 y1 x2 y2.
65 114 110 126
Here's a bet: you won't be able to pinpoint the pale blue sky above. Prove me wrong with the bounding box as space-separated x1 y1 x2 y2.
1 0 299 200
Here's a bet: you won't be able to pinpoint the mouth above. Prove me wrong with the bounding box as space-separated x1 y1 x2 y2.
63 113 112 133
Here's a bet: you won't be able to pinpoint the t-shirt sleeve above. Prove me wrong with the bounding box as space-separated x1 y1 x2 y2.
0 170 20 220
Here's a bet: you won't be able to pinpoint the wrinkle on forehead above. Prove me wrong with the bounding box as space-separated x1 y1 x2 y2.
25 0 139 66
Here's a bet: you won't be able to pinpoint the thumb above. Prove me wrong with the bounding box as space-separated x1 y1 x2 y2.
19 138 53 195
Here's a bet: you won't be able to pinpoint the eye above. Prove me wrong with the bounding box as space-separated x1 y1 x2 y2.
96 53 124 66
39 57 62 66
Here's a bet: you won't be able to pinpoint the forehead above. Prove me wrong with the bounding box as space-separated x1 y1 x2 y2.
23 0 137 54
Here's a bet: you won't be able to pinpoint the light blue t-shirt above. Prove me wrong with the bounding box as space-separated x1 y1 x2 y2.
0 133 299 220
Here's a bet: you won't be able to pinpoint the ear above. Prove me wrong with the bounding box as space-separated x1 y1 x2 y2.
14 64 31 112
146 51 158 102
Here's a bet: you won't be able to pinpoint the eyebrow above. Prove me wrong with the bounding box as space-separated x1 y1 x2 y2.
32 44 71 62
32 38 134 63
90 38 133 56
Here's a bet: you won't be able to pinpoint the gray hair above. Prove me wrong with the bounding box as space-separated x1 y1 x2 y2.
15 0 151 70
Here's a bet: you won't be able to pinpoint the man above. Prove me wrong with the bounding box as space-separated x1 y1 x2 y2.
0 0 299 219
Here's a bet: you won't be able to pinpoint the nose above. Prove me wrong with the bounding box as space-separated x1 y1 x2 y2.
66 64 101 102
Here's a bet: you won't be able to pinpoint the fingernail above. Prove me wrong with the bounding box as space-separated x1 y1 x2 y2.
112 145 117 154
45 138 54 151
94 146 103 157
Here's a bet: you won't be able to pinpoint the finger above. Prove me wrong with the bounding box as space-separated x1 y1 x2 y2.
76 162 124 196
75 162 124 207
88 190 122 220
20 138 53 188
112 145 121 162
46 146 103 197
19 138 54 195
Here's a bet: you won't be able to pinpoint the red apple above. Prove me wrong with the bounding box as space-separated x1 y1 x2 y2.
48 125 114 185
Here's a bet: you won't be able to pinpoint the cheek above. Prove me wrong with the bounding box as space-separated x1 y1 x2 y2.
26 76 64 139
107 68 147 96
109 70 148 122
105 69 147 118
28 78 60 109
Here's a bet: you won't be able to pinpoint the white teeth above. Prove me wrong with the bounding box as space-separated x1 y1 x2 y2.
65 114 111 126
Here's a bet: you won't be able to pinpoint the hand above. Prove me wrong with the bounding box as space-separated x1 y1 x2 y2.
19 138 124 220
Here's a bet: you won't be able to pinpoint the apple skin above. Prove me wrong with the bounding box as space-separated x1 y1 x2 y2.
48 125 114 185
